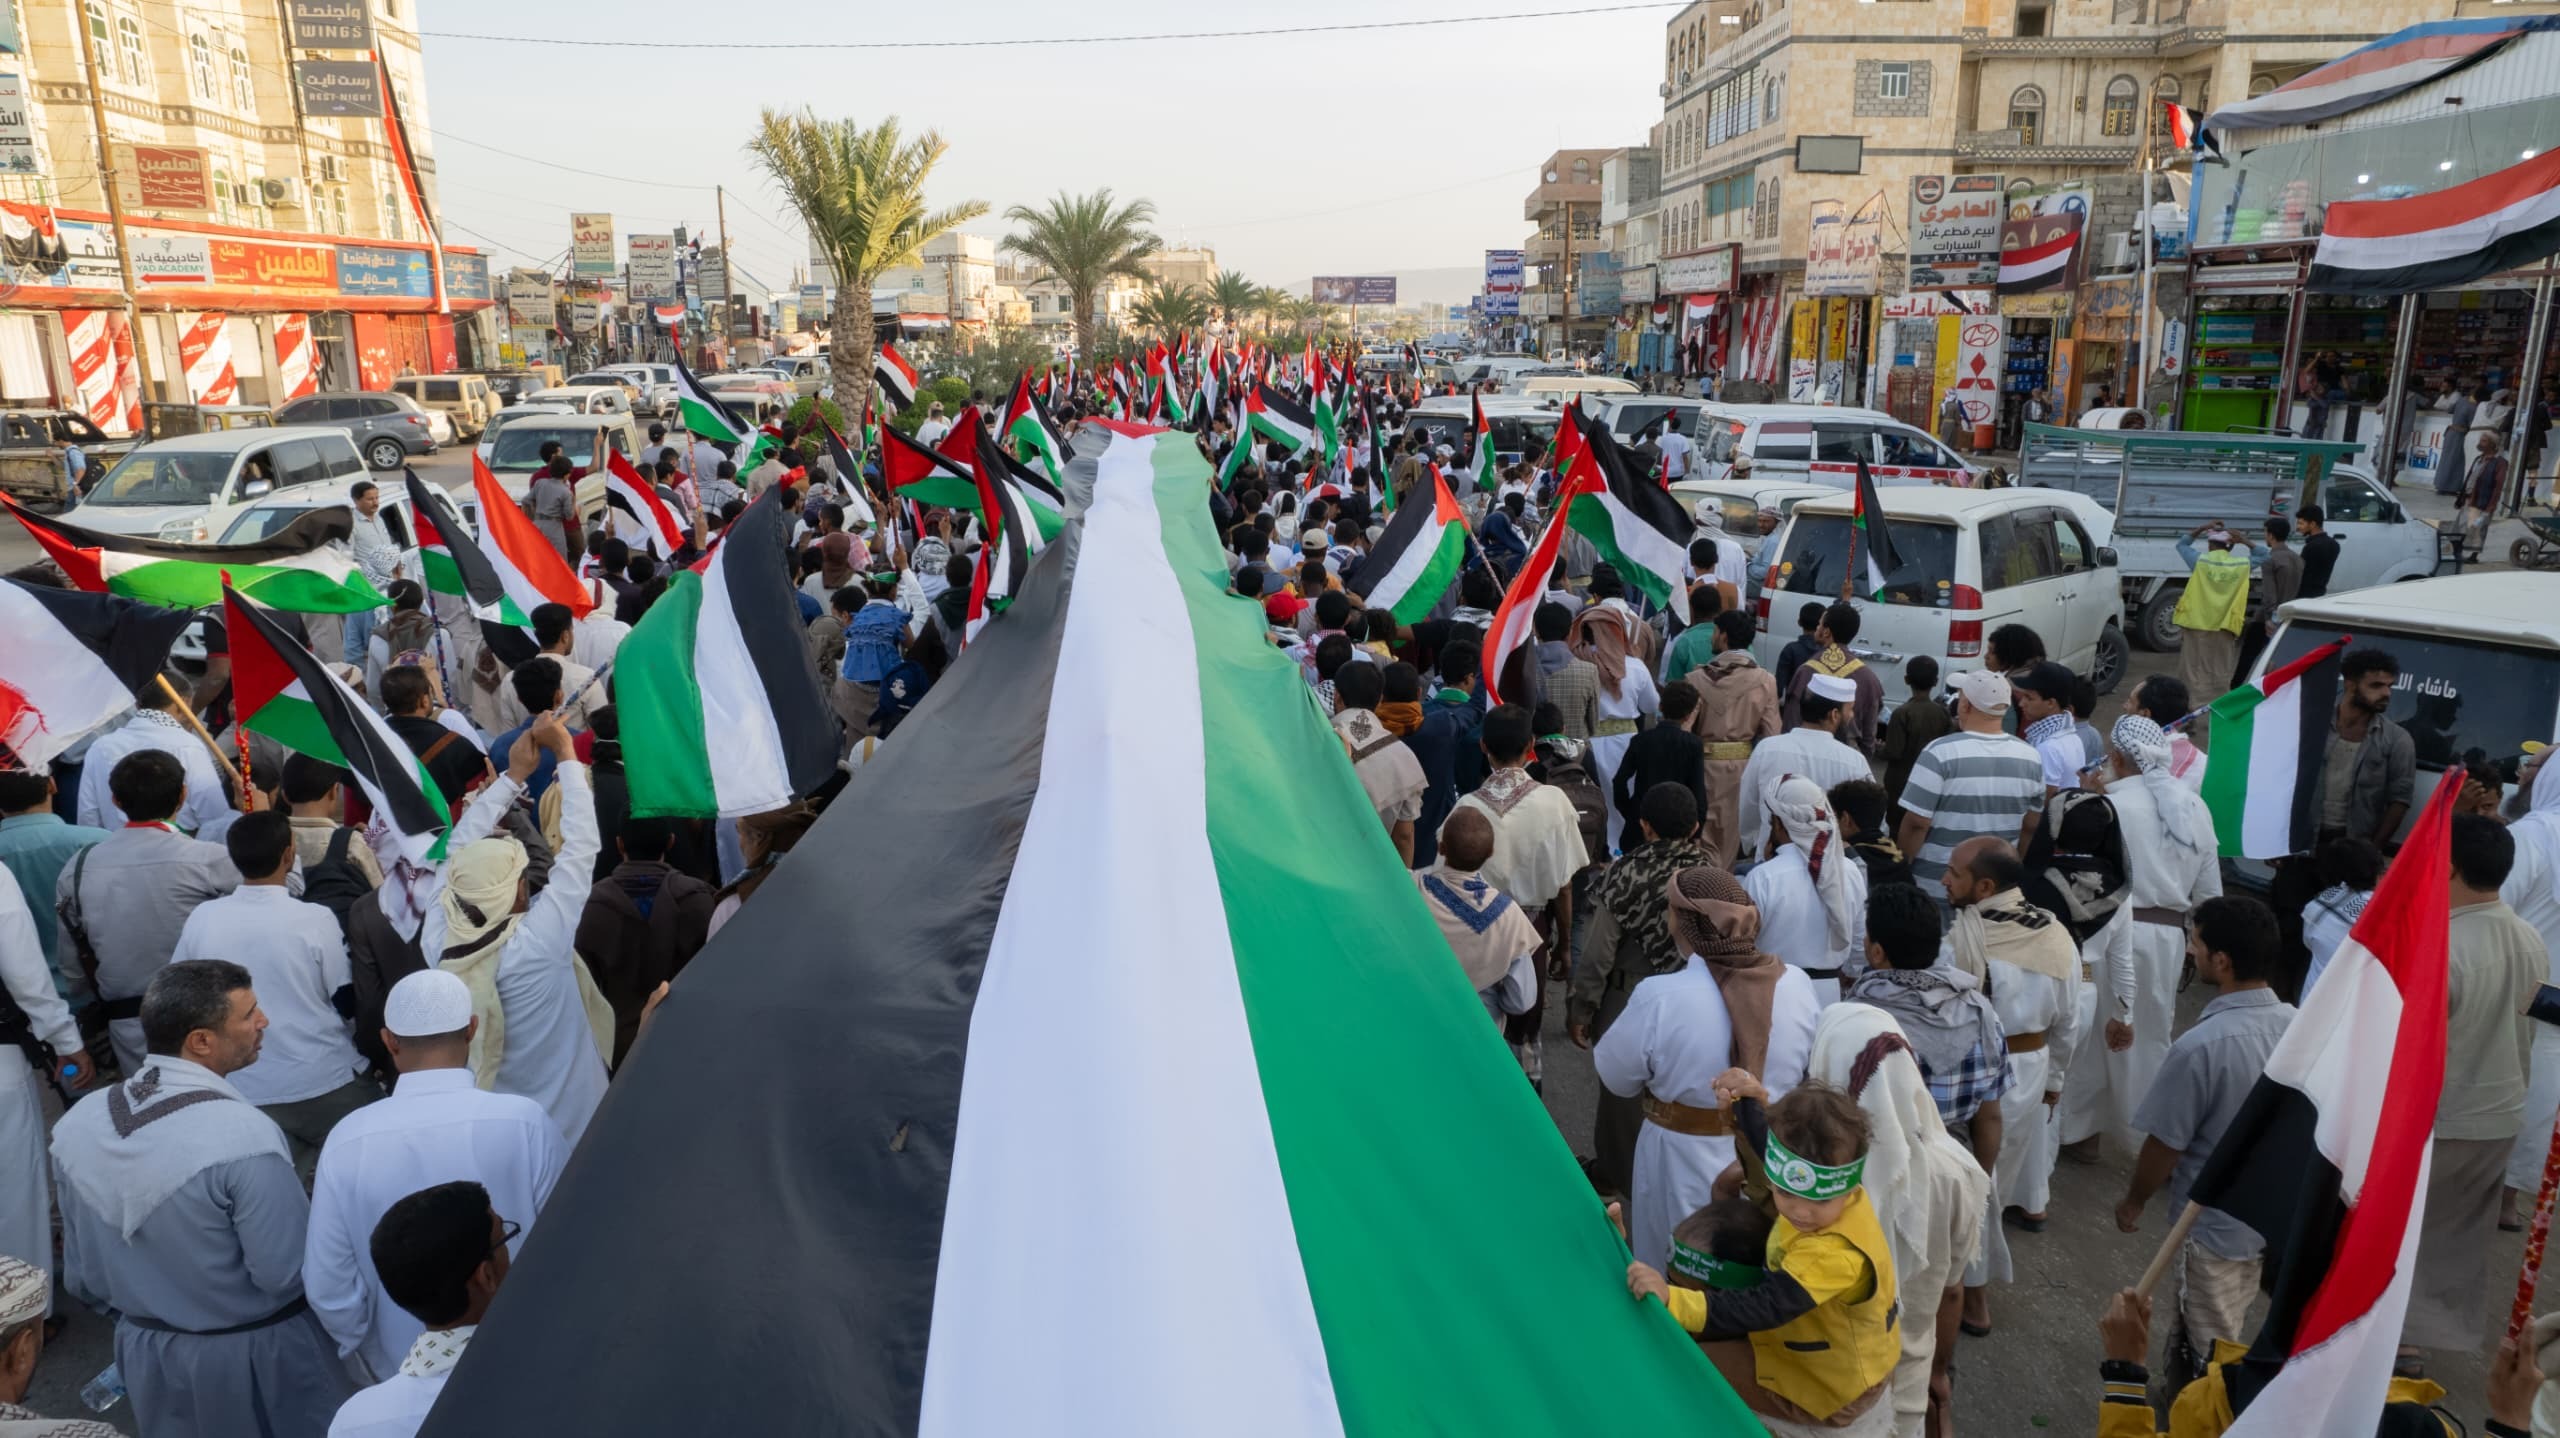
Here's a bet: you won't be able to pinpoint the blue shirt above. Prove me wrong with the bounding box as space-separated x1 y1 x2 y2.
840 601 909 686
490 719 560 800
0 811 108 996
794 589 822 624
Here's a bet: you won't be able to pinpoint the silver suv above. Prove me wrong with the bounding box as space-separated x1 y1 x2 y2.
271 391 440 471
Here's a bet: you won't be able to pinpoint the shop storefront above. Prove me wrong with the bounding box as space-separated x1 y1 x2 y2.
1998 292 2068 449
1657 245 1737 384
1618 263 1659 373
0 203 496 433
1876 290 1995 436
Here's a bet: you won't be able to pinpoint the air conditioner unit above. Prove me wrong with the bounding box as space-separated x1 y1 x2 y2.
259 175 301 207
1659 81 1673 98
2104 231 2136 271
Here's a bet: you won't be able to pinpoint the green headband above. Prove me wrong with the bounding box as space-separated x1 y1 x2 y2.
1766 1134 1865 1201
1668 1239 1763 1291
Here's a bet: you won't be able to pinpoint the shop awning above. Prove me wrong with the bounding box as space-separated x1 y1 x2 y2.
2207 17 2555 133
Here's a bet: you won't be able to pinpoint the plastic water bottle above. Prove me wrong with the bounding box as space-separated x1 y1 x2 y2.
78 1362 124 1412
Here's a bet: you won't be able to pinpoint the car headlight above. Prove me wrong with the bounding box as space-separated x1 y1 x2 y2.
157 515 208 543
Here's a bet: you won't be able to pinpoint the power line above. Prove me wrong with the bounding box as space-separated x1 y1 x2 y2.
419 2 1681 50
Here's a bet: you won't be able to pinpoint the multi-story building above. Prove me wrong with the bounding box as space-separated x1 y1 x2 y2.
1600 147 1660 370
1138 246 1217 292
876 232 1000 330
1522 149 1611 355
0 0 493 426
1001 262 1148 347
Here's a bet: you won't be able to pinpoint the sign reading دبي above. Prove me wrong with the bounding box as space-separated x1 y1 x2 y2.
571 213 615 278
1907 174 2005 290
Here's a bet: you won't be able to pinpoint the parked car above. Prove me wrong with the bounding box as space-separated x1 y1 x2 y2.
1753 486 2131 698
141 402 273 441
1665 477 1837 560
596 363 680 415
754 354 825 398
475 367 565 408
473 404 578 465
479 414 634 517
67 426 367 543
565 372 644 405
1512 372 1638 402
270 391 440 471
524 386 633 417
390 374 498 441
0 408 137 509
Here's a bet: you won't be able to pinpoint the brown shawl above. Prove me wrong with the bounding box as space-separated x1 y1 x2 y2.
1568 604 1634 698
1664 865 1783 1078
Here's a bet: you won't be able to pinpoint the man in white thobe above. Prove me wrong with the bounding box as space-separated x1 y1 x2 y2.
1734 673 1872 865
1744 772 1869 1006
2061 716 2221 1158
2505 745 2560 1200
1594 863 1819 1271
307 970 563 1385
1571 595 1662 854
0 880 90 1326
325 1179 514 1438
74 696 234 836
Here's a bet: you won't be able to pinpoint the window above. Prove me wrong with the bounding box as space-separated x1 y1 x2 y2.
210 167 232 223
229 46 252 109
1880 62 1911 100
2248 73 2278 99
2016 1 2050 36
116 14 149 86
271 439 330 489
83 3 109 70
1813 424 1870 465
379 187 403 240
189 33 215 100
2101 75 2140 138
331 185 349 235
2157 74 2181 104
1985 511 2063 589
2053 514 2093 573
2009 86 2045 146
1572 158 1590 182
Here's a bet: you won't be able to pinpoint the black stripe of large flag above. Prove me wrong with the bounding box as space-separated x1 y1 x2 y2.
615 488 839 818
224 582 451 865
1 578 192 768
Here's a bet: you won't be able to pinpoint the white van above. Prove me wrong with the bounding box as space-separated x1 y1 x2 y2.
1753 487 2131 696
1667 477 1836 560
1691 404 1982 489
68 426 368 544
1515 373 1638 403
525 386 632 417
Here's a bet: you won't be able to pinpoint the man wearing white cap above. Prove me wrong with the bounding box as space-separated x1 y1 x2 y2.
0 1254 120 1435
1735 671 1872 866
1688 500 1749 613
1895 671 2047 900
305 970 565 1385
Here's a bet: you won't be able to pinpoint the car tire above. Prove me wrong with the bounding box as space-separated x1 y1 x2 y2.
2136 585 2184 652
2090 623 2129 696
367 437 406 471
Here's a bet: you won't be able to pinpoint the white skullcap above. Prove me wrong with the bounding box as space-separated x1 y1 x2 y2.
0 1253 45 1327
384 969 474 1038
1807 672 1858 703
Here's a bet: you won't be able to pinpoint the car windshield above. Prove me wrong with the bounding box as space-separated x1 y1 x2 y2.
220 502 324 543
1770 514 1960 608
2268 623 2560 782
490 428 592 469
84 449 231 506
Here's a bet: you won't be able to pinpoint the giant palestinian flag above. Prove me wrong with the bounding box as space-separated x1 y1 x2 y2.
2207 17 2556 133
0 578 190 768
671 354 748 448
2201 635 2349 859
418 420 1745 1438
1344 465 1467 626
2310 146 2560 295
224 582 451 865
1563 407 1696 622
615 488 838 819
3 493 385 613
2184 768 2459 1437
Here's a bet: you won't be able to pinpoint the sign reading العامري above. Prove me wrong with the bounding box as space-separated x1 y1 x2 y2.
1907 174 2006 290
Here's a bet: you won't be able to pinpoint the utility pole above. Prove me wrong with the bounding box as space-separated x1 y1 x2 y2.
75 12 157 403
716 184 733 360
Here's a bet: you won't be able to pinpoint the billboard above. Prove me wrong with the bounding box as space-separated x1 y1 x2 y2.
1313 276 1397 305
1804 196 1885 297
1479 288 1519 317
334 244 433 299
1484 249 1524 294
571 213 615 279
508 269 556 328
1907 174 2005 291
124 145 208 209
626 233 675 299
0 75 35 176
696 245 728 305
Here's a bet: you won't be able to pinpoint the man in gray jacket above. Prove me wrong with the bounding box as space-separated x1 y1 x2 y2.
54 751 239 1076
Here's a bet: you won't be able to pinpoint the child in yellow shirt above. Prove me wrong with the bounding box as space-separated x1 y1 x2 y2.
1628 1080 1901 1436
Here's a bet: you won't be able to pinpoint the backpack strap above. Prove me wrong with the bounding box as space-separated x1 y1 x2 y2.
324 824 355 865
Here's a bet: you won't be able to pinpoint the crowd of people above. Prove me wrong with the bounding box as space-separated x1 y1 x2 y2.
1 363 2558 1438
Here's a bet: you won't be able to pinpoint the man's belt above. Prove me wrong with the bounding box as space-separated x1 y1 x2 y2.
124 1294 310 1338
1705 741 1753 761
2132 906 2185 928
98 995 142 1023
1799 966 1845 984
1641 1090 1731 1136
2007 1030 2048 1054
1594 717 1640 738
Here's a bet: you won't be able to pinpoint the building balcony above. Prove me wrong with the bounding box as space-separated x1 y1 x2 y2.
1956 129 2140 166
1959 0 2222 58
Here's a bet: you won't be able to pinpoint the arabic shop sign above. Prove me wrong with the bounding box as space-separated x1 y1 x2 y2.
130 234 212 286
285 0 371 50
1907 174 2005 290
210 238 335 291
442 251 491 302
294 60 381 118
0 75 34 176
334 245 432 298
125 145 209 210
571 213 615 278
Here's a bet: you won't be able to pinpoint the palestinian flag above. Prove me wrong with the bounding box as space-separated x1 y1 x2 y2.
0 578 190 768
2201 635 2349 859
2 493 385 614
881 424 982 512
1361 401 1392 508
998 449 1066 548
1310 364 1341 467
875 341 920 413
2161 101 2225 165
1484 454 1604 705
604 452 686 559
1245 384 1317 459
2310 146 2560 295
960 414 1031 641
224 581 451 866
615 488 838 819
470 455 595 620
2184 768 2460 1437
1998 213 2084 295
1562 408 1696 623
404 471 524 628
1344 466 1466 626
415 419 1742 1438
1851 456 1907 600
817 419 878 528
1470 392 1498 493
671 354 748 448
1004 373 1066 485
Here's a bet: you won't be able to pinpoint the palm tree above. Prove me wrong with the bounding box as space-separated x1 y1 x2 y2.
1130 281 1208 337
747 110 987 423
1208 268 1261 329
999 189 1160 360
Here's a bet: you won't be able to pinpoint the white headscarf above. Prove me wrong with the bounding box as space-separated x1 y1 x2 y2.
2113 715 2212 856
439 834 530 1089
1808 1003 1989 1290
1771 773 1859 950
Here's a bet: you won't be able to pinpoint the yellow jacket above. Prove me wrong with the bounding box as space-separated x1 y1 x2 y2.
2100 1339 2454 1437
1665 1189 1901 1421
2171 547 2253 636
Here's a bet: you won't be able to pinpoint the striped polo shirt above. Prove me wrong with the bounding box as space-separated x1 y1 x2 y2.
1899 728 2046 885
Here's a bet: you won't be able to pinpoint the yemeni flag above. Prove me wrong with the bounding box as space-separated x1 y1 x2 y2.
875 341 921 413
1850 456 1907 599
3 493 386 614
2206 16 2547 133
1470 393 1498 493
1998 213 2085 295
1344 466 1467 626
0 578 190 768
1245 383 1318 459
671 354 748 449
2201 635 2349 859
470 456 595 620
604 452 686 559
2161 101 2225 165
2310 147 2560 295
415 419 1744 1438
817 418 878 528
881 424 982 512
1484 441 1605 705
615 488 838 819
1004 373 1066 486
2183 768 2460 1437
1562 407 1696 623
224 581 451 865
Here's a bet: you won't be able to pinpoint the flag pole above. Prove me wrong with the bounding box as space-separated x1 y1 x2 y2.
2508 1106 2560 1343
155 672 248 812
2134 1202 2203 1301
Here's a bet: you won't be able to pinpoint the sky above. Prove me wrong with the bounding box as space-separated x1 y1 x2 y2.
413 0 1669 306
